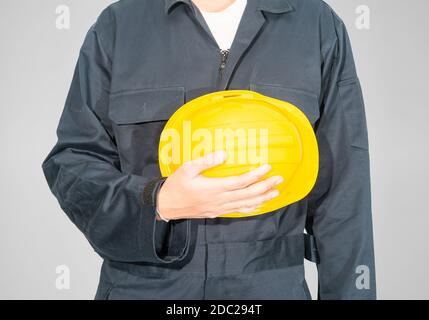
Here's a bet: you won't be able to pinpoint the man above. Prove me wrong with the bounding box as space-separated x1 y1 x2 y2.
42 0 376 299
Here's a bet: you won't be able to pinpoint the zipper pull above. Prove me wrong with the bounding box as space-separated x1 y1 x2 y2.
217 49 230 88
219 49 230 74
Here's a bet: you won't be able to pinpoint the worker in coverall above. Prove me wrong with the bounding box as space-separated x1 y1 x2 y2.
42 0 376 300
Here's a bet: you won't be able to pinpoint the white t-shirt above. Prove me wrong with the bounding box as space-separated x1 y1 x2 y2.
198 0 247 50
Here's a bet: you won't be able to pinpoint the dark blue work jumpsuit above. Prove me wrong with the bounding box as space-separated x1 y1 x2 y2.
42 0 376 300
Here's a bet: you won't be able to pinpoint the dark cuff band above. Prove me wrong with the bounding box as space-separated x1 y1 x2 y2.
142 177 167 206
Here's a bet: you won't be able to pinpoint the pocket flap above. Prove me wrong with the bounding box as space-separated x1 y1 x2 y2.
108 87 185 125
250 83 320 124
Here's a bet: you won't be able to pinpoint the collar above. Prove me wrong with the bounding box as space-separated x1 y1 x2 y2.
164 0 190 14
164 0 294 15
255 0 294 13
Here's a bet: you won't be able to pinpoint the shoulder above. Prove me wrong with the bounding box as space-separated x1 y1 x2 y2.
90 0 162 55
290 0 345 28
95 0 160 26
301 0 349 51
288 0 338 17
286 0 346 41
103 0 161 17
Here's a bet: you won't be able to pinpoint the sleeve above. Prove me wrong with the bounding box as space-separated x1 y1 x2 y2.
41 9 190 264
306 10 376 299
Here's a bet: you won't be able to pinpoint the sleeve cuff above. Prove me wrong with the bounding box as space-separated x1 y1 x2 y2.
142 177 166 206
140 177 191 264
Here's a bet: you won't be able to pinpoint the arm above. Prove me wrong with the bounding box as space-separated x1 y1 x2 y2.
306 9 376 299
42 9 189 264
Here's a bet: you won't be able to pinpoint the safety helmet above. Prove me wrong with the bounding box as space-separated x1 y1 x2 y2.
158 90 319 218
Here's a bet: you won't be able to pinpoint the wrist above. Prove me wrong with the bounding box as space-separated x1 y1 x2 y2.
156 182 170 222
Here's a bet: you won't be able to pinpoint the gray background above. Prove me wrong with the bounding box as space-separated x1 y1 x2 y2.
0 0 428 300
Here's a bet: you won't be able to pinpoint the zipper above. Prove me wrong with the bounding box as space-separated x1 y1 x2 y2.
186 4 230 89
217 49 230 88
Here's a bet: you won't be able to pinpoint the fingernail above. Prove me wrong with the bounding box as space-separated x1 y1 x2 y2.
257 164 271 174
275 176 283 185
271 190 280 199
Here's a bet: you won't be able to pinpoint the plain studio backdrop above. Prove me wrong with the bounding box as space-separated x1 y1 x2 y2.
0 0 428 300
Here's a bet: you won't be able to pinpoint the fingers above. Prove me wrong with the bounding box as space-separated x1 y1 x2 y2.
185 185 280 219
207 164 273 190
224 175 283 202
175 153 284 220
180 150 227 177
221 188 280 212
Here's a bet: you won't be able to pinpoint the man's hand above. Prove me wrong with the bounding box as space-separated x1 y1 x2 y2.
156 151 283 220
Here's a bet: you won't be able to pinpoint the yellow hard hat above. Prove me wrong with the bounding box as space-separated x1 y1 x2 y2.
158 90 319 218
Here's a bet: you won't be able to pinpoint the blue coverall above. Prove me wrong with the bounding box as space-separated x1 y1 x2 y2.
42 0 376 299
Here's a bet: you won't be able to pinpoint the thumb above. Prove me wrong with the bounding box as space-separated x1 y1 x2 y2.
182 150 227 177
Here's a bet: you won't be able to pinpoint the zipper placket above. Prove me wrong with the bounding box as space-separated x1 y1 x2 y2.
217 49 230 88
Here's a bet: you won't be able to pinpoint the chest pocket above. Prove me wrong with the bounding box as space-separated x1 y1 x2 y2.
249 83 320 126
108 86 185 175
